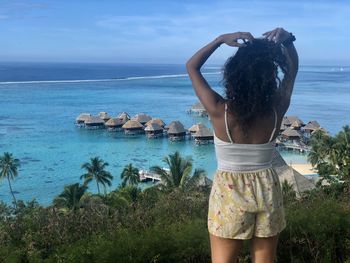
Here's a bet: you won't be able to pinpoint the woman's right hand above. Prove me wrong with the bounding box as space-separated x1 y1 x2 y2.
262 27 291 44
217 32 254 47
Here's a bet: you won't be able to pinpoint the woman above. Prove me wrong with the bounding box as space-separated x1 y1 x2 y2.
186 27 298 262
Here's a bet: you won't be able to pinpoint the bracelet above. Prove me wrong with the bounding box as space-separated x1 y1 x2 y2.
282 33 296 47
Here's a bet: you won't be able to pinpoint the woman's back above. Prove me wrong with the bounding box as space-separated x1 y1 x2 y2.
211 101 281 145
212 102 279 172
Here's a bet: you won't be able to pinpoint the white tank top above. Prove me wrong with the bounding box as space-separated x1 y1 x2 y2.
214 103 277 172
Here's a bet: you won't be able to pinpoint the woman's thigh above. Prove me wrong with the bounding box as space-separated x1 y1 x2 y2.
250 234 279 263
209 233 243 263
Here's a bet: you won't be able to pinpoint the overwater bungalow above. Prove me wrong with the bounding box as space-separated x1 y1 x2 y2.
132 113 152 125
84 116 105 129
281 127 302 141
166 121 186 141
188 123 207 136
145 118 166 127
187 101 208 117
286 116 304 127
117 112 131 123
144 123 164 138
75 113 92 126
291 119 304 130
105 118 124 131
280 116 292 131
122 120 144 135
304 121 321 134
192 127 214 144
98 112 111 122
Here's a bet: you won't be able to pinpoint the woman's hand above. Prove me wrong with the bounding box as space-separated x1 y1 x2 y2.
262 27 291 44
217 32 254 47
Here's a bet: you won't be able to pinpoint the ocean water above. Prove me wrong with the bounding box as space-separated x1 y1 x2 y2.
0 62 349 205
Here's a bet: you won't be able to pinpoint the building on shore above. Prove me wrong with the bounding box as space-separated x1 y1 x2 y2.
122 120 144 135
272 149 316 198
165 121 186 141
84 116 105 129
144 123 164 138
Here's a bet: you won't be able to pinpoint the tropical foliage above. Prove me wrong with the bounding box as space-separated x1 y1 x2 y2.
150 151 206 191
0 152 20 207
120 163 140 187
80 156 113 194
308 125 350 183
53 183 88 211
1 128 350 262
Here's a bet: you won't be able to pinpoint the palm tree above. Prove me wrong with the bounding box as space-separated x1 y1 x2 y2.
150 151 206 191
0 152 20 207
80 157 113 195
121 163 140 187
53 183 87 210
308 126 350 181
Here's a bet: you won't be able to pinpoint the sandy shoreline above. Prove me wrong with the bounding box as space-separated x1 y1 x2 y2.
289 163 317 175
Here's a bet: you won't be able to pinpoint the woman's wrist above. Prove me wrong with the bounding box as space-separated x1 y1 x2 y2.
213 35 224 46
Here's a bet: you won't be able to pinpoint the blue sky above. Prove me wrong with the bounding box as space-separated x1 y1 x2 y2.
0 0 349 65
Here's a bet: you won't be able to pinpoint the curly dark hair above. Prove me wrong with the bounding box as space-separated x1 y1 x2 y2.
221 38 287 135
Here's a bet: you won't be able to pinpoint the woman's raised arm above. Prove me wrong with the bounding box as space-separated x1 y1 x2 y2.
263 28 299 114
186 32 254 117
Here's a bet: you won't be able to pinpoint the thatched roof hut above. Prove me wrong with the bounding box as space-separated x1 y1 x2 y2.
188 101 208 116
76 113 92 124
291 119 304 129
192 127 214 143
105 118 124 128
144 123 164 138
271 149 316 198
98 112 111 121
122 120 143 129
281 127 302 139
145 118 166 127
304 121 321 133
188 123 207 134
117 112 130 123
286 116 304 126
132 113 152 125
166 121 186 140
84 116 105 128
281 116 292 127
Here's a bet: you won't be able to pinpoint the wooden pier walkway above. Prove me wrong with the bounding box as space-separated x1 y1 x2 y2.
139 170 163 182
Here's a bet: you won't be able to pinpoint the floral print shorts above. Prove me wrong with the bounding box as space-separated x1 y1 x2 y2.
208 167 286 240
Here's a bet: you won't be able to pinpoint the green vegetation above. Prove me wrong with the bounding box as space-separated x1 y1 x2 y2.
308 125 350 182
150 151 207 191
121 163 140 187
80 156 113 195
0 152 20 208
0 127 349 262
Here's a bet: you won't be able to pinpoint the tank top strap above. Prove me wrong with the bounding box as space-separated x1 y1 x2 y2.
224 103 234 143
268 108 278 142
